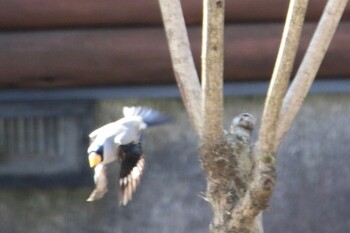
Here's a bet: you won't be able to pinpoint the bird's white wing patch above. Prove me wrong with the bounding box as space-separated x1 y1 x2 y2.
89 122 115 139
123 106 136 118
114 123 139 145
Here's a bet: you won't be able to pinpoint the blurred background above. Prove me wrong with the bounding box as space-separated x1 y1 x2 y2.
0 1 349 232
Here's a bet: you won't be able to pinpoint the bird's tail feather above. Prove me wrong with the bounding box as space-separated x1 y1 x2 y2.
123 106 171 126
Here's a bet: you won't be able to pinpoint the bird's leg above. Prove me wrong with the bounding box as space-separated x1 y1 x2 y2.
87 164 108 201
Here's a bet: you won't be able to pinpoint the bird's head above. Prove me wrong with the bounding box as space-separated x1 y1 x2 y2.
230 113 256 135
88 145 104 168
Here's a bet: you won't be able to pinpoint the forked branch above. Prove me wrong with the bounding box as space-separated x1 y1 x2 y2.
258 0 308 157
237 0 309 228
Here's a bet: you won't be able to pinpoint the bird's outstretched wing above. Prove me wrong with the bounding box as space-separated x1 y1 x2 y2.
123 106 171 127
86 164 108 201
88 122 119 142
118 143 145 206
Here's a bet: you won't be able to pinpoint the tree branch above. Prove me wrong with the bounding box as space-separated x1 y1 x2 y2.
158 0 202 134
258 0 308 157
276 0 349 147
201 0 225 145
241 0 309 227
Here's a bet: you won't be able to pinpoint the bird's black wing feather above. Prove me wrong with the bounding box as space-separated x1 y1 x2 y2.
118 143 145 206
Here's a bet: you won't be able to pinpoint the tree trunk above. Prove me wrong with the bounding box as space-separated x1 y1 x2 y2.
211 213 263 233
200 113 266 233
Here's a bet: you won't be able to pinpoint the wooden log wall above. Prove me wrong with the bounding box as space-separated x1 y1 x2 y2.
0 0 349 88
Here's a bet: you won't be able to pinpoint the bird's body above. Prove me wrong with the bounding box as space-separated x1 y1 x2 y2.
86 106 169 205
88 116 144 165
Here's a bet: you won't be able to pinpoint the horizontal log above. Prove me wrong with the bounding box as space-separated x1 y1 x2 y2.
0 0 349 29
0 22 349 88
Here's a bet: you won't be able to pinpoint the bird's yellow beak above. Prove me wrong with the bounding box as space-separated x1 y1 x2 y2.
88 153 102 168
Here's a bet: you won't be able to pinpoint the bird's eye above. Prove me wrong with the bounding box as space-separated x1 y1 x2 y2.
96 145 104 159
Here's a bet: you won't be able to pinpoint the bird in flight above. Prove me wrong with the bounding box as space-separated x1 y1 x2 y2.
86 106 170 205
